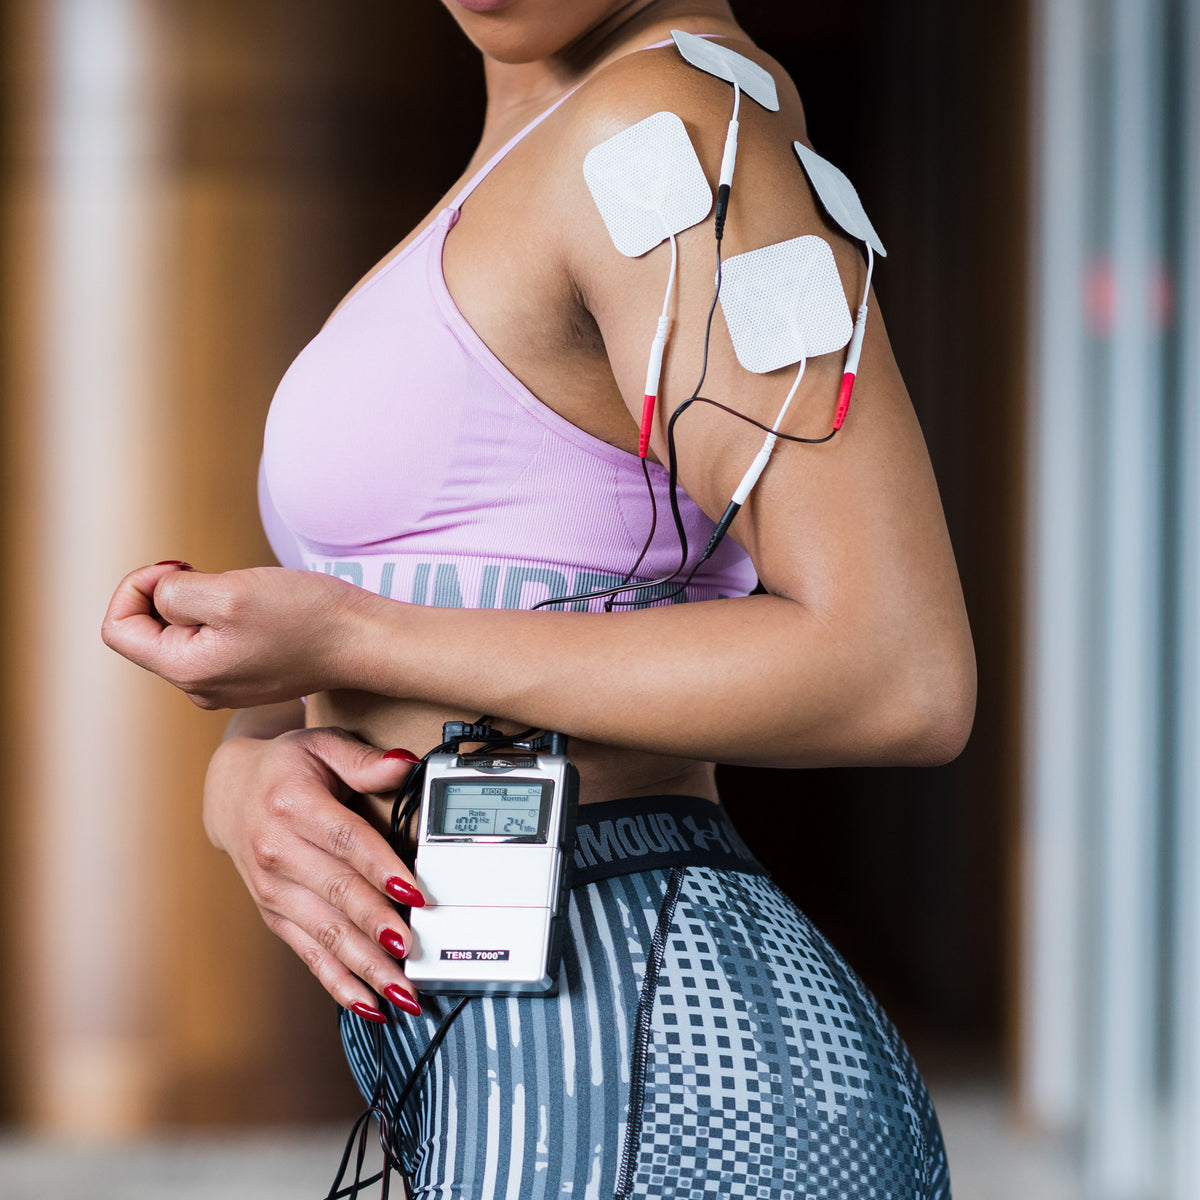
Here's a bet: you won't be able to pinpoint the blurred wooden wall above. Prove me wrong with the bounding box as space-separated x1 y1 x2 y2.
0 0 1027 1132
0 0 481 1131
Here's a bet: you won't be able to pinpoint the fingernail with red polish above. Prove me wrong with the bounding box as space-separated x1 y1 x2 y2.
383 748 421 763
350 1001 387 1024
379 928 407 959
385 984 422 1017
385 877 426 907
155 560 194 570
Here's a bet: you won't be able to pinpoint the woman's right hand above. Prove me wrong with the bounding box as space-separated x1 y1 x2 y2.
203 724 426 1021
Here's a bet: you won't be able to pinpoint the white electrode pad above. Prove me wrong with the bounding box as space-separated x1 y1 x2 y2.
671 29 780 111
793 141 887 258
583 111 713 258
719 235 853 374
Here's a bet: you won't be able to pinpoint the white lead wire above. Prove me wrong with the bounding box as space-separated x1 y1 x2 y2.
771 356 809 434
640 232 678 455
719 87 741 191
731 358 808 506
663 230 678 320
643 231 678 394
647 231 677 377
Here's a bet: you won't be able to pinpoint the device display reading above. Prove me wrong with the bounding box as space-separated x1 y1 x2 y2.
431 781 551 840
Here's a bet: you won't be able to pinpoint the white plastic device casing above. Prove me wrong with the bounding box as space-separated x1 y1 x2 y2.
405 751 578 996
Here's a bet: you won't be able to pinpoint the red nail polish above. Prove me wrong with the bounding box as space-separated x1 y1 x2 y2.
384 984 422 1016
385 876 427 907
383 748 421 763
350 1001 387 1024
379 928 407 958
154 560 193 570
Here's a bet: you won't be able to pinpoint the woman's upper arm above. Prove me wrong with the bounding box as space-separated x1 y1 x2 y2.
556 50 975 748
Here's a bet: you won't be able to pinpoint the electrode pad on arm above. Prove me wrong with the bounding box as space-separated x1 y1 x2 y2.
719 235 854 373
583 111 713 257
670 29 780 111
793 142 887 258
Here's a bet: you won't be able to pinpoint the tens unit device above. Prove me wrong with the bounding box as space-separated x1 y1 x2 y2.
404 729 579 996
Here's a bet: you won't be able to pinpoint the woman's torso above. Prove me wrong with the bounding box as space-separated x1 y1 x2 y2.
263 26 767 809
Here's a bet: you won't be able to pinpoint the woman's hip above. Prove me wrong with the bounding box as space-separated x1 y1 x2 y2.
340 797 950 1198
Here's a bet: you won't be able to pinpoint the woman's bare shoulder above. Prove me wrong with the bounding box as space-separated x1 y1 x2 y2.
560 36 809 151
539 36 837 261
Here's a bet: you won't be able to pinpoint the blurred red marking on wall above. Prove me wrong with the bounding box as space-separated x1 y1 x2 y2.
1085 255 1176 338
1085 256 1117 337
1148 263 1175 330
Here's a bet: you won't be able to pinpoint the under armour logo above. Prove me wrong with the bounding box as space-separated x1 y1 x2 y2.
683 814 732 854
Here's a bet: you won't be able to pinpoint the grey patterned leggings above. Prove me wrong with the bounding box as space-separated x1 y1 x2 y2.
340 800 951 1199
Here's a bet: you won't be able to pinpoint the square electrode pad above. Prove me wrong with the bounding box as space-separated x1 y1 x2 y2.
720 235 853 374
670 29 780 111
794 141 887 258
583 110 713 257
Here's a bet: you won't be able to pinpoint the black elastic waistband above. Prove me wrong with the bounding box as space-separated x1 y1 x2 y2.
569 795 767 887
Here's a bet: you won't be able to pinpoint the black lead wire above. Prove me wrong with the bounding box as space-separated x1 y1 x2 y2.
532 217 842 616
528 412 662 613
601 399 840 609
532 239 727 615
545 194 851 613
325 1018 404 1198
688 394 839 445
325 737 452 1200
388 996 470 1139
327 722 556 1198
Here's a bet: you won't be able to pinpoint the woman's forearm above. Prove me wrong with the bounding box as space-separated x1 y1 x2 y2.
222 699 307 742
104 562 974 768
335 589 975 769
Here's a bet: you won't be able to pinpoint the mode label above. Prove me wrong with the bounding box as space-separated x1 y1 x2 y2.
440 949 511 962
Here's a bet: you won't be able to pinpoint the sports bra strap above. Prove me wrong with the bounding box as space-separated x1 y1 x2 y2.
448 33 723 210
449 88 581 210
640 32 719 51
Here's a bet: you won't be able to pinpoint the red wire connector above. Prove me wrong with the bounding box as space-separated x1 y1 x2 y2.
640 313 670 457
834 302 869 430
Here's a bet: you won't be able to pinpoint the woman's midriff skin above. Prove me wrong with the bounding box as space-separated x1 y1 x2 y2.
307 691 718 833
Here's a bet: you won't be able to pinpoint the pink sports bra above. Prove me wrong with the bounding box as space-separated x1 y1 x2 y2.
259 82 758 612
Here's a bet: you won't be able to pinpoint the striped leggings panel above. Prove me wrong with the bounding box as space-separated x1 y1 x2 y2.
340 866 951 1199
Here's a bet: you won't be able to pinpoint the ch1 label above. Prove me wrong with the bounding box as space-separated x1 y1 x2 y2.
441 949 511 962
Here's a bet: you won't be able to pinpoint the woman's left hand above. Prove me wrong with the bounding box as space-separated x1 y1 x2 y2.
101 561 372 708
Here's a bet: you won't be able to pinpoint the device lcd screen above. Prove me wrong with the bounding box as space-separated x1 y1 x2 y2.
428 779 553 841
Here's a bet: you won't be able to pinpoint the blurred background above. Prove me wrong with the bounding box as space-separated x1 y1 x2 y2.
0 0 1196 1197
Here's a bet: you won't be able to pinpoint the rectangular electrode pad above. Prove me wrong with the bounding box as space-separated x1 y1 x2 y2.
719 235 854 374
583 110 713 258
793 142 887 258
671 29 780 111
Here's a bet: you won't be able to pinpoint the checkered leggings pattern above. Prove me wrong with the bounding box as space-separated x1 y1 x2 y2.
340 866 951 1199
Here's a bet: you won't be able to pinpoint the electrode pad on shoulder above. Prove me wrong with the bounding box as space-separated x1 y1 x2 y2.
793 142 887 258
719 235 854 373
670 29 780 111
583 111 712 257
405 733 579 997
